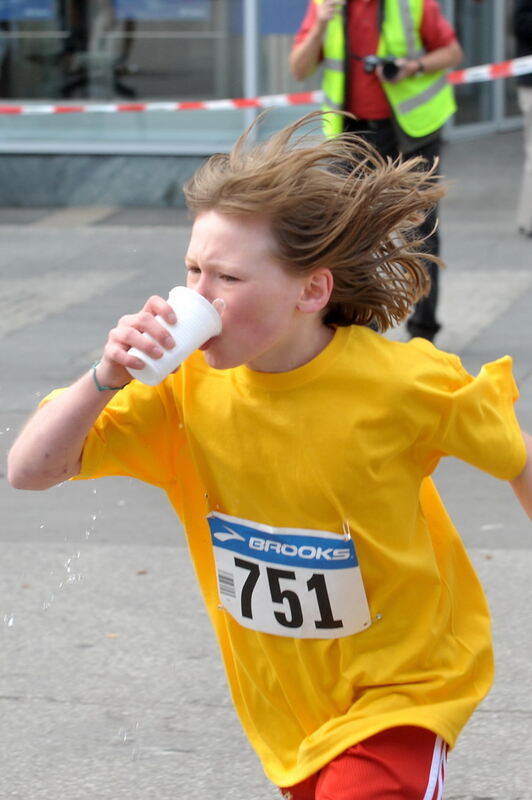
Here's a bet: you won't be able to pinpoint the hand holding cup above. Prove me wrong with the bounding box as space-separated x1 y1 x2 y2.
126 286 223 386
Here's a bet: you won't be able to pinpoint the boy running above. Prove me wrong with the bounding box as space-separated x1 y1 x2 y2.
8 113 532 799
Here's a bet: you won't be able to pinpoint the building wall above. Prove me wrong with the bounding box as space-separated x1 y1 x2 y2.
0 0 521 207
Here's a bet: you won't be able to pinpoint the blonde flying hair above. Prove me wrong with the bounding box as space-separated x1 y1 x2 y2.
183 111 445 332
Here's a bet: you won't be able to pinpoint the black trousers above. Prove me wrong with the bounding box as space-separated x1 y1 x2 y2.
345 117 441 341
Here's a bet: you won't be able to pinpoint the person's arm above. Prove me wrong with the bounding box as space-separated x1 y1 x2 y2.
414 39 462 73
7 295 177 491
510 431 532 518
382 0 463 84
290 0 344 82
382 40 463 83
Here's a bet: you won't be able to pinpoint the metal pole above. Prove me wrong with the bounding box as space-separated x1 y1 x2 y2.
492 0 504 127
243 0 260 136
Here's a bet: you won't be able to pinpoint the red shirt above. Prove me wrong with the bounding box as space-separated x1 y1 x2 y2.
293 0 457 120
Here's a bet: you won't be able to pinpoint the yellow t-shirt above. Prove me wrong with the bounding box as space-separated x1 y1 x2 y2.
69 326 525 786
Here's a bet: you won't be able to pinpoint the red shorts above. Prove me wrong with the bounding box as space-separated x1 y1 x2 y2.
278 726 448 800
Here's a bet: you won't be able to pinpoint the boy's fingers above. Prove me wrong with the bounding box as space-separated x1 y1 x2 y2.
143 295 177 325
115 310 176 350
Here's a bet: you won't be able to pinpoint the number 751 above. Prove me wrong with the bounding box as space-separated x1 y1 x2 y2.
234 557 343 630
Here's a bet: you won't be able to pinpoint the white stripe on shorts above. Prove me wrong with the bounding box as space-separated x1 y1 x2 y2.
421 735 447 800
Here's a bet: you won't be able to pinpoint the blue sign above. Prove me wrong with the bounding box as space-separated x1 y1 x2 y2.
231 0 308 35
114 0 211 21
0 0 55 20
261 0 308 35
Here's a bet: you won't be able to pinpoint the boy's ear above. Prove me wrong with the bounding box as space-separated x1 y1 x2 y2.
297 268 334 314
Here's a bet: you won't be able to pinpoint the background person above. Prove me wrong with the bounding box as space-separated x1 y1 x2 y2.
514 0 532 237
290 0 462 342
7 113 532 799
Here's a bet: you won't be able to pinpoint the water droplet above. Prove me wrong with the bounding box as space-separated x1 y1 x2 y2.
4 614 14 627
117 499 126 507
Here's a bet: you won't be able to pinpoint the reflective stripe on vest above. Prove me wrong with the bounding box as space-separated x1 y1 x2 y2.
317 0 346 137
397 72 449 114
323 92 342 111
324 58 344 71
397 0 423 58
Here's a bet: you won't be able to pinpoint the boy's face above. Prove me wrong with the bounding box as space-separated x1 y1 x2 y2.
185 210 325 371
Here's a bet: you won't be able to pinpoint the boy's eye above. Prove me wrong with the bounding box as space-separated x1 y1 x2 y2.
220 274 239 282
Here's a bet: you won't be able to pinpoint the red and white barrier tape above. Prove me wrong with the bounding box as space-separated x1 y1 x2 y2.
0 90 323 115
1 55 532 116
449 53 532 85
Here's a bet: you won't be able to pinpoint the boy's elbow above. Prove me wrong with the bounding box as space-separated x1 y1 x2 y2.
7 450 25 489
7 460 48 491
6 450 76 491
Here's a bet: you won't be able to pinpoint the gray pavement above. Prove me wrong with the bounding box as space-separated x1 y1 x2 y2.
1 129 532 799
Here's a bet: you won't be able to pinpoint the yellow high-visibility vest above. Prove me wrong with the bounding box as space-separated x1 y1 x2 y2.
318 0 456 138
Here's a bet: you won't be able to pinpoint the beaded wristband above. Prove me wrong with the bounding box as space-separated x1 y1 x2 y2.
92 361 130 392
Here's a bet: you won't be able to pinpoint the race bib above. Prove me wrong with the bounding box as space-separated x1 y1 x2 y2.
208 512 371 639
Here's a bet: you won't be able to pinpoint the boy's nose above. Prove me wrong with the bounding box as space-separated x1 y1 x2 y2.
192 275 214 303
196 287 216 305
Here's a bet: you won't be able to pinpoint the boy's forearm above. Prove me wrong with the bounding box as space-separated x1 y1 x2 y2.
510 430 532 519
8 292 177 491
7 369 117 491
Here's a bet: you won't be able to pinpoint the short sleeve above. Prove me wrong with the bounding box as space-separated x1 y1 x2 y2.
421 0 458 51
292 0 320 49
39 378 185 488
406 346 527 480
82 379 185 487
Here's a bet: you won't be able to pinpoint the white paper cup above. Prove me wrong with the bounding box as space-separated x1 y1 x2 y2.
126 286 223 386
